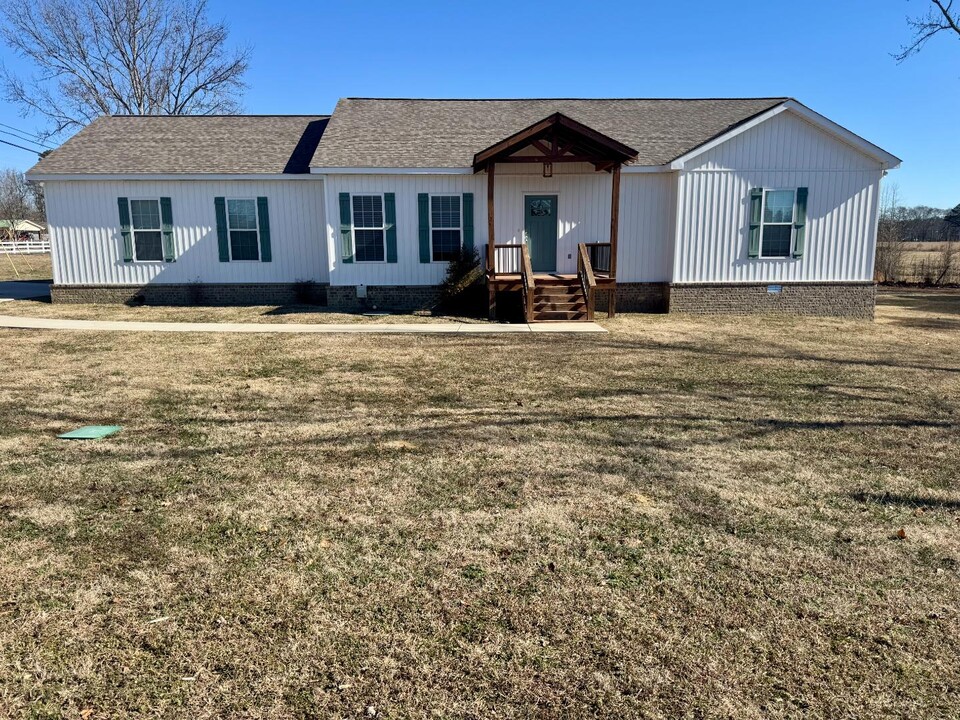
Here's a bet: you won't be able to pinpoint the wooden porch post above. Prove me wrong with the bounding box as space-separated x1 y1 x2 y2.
487 164 497 319
608 163 621 318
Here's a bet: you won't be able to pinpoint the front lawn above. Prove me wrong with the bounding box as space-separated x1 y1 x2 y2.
1 293 958 718
0 252 51 282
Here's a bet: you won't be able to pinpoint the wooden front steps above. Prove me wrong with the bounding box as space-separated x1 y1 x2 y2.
531 276 588 322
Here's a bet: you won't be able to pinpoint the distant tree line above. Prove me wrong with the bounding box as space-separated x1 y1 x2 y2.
876 185 960 285
881 204 960 243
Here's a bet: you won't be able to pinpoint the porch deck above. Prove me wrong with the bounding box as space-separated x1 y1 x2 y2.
476 112 630 322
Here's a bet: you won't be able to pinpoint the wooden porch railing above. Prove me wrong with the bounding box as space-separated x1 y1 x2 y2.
582 242 612 276
488 243 535 321
577 242 597 321
488 243 524 276
520 244 535 323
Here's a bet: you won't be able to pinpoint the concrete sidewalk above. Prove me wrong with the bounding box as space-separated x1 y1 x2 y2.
0 314 607 334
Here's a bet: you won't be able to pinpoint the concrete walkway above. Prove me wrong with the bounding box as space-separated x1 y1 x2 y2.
0 314 607 334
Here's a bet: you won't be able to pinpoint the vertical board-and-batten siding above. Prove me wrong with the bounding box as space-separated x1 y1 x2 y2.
45 179 327 286
674 110 883 284
322 171 674 285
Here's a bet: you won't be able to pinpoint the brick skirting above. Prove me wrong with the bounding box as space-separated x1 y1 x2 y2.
667 282 876 319
596 283 669 313
51 281 875 319
327 285 442 311
51 283 328 306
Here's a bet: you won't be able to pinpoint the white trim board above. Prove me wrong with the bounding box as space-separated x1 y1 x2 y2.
27 173 325 182
311 167 473 175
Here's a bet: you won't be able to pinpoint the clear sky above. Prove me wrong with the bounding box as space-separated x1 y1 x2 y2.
1 0 957 207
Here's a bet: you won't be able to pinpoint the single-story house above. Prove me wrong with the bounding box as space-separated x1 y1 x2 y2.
26 97 900 320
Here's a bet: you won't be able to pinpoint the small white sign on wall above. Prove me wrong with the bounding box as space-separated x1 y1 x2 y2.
767 285 782 294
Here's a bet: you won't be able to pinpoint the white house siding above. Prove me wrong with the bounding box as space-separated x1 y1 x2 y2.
45 179 328 285
321 174 484 287
673 110 883 284
322 170 674 284
618 173 676 282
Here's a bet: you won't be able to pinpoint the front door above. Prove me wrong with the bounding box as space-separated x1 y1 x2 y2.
524 195 558 273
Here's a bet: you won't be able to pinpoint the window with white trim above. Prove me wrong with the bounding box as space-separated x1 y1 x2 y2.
129 199 163 261
430 195 462 262
227 199 260 261
352 194 385 262
760 189 795 258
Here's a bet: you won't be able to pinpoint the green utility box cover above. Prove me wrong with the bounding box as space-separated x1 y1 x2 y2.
58 425 122 440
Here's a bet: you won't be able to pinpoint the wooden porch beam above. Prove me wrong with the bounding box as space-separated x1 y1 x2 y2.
491 155 609 164
487 165 495 271
531 139 553 156
487 164 496 319
609 163 621 282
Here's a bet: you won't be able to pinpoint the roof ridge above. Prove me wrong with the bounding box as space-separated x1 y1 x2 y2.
108 114 331 118
342 97 790 102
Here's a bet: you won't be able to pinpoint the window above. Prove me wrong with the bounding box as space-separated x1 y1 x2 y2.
760 189 795 258
352 194 385 262
430 195 462 262
226 199 260 261
129 199 163 261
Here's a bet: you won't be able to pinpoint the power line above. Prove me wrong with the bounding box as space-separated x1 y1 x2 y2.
0 129 50 151
0 137 44 155
0 121 49 145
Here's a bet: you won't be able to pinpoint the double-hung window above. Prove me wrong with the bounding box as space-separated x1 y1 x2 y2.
760 189 795 258
227 198 260 261
129 199 163 261
352 194 385 262
430 195 462 262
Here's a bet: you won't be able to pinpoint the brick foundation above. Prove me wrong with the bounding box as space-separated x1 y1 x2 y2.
327 285 441 311
51 283 328 306
597 283 669 313
667 282 876 319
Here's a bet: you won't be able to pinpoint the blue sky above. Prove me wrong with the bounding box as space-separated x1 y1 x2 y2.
1 0 957 207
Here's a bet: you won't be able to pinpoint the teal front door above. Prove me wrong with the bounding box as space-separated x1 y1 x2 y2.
524 195 558 273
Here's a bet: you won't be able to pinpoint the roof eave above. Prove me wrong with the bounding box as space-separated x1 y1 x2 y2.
668 100 901 171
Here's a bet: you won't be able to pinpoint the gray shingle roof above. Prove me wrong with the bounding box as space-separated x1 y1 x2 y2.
309 97 789 168
28 115 329 175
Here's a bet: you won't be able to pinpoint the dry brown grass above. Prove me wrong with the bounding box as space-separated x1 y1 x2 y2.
1 292 958 718
0 253 51 282
0 299 480 324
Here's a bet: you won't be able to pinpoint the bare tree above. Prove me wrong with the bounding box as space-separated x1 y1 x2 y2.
933 240 959 284
0 170 33 277
896 0 960 61
875 183 908 283
0 170 30 242
0 0 251 138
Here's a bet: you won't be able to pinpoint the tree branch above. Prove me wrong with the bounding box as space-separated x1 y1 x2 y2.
896 0 960 62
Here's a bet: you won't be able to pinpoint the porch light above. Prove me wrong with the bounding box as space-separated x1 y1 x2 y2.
542 161 553 178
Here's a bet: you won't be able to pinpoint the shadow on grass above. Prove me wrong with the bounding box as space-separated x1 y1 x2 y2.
850 491 960 511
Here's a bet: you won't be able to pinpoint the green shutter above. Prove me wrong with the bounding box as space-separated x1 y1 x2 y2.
214 197 230 262
257 196 272 262
462 193 474 253
159 197 175 262
117 197 133 262
793 187 808 259
748 187 763 258
418 193 430 263
339 193 354 263
384 192 397 263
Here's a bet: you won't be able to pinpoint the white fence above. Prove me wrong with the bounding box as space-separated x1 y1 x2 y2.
0 238 50 254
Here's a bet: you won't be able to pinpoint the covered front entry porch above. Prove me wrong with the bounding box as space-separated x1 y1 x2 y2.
474 112 638 322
